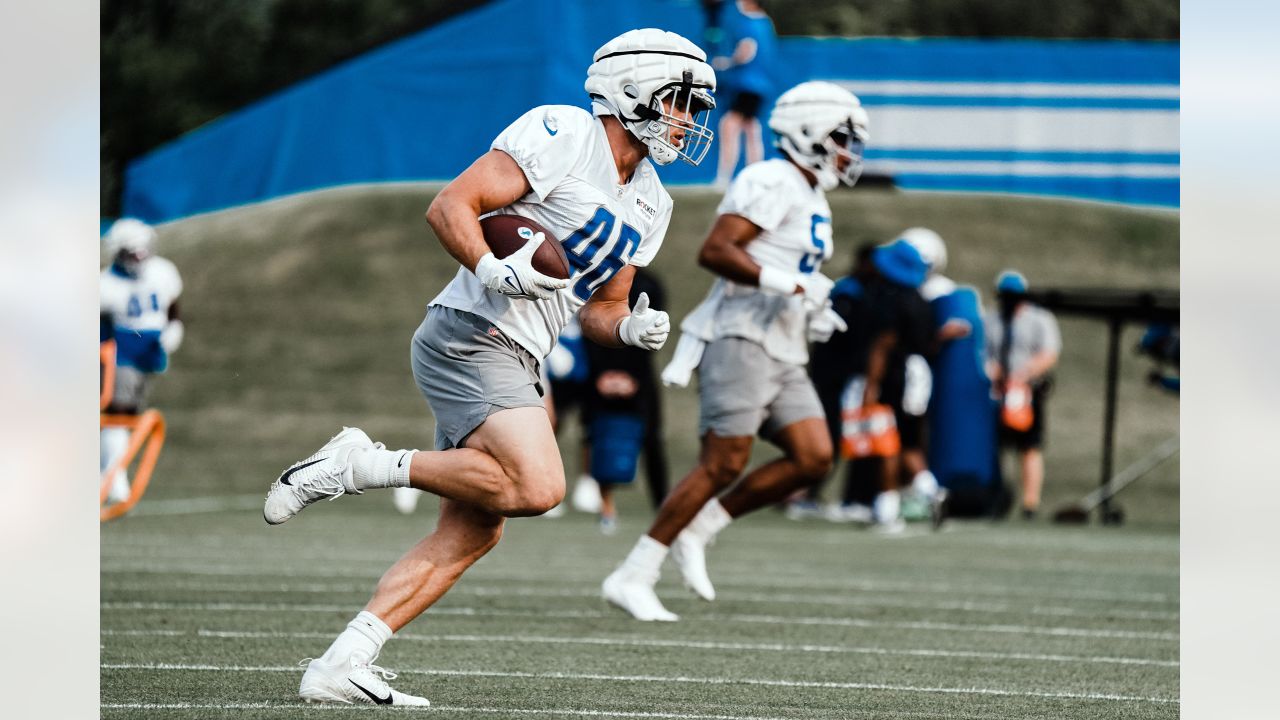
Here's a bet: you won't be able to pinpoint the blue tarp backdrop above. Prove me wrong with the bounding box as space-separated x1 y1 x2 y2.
123 0 1179 223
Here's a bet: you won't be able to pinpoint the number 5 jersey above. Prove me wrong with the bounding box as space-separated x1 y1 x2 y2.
681 158 834 367
430 105 673 360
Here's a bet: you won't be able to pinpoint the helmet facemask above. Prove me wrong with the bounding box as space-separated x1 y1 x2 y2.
821 123 867 189
115 248 149 277
632 73 715 166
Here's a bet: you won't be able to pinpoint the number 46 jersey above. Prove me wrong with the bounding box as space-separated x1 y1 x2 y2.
430 105 673 360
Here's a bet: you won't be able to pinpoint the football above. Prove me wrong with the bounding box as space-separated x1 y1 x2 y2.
480 214 572 280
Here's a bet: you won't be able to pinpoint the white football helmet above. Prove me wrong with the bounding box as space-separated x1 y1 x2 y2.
105 218 156 275
585 28 716 167
768 81 870 191
898 227 947 273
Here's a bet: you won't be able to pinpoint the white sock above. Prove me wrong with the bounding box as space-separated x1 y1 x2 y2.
911 470 940 499
320 610 394 667
622 535 669 580
687 498 732 542
101 427 131 495
350 448 414 490
874 490 901 524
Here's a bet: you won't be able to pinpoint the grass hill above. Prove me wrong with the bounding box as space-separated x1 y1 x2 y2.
148 184 1179 525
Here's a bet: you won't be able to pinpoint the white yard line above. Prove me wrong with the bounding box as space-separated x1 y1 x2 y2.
98 564 1177 605
100 545 1178 580
99 703 788 719
99 601 1177 641
100 627 1178 668
98 702 787 719
126 494 265 516
99 577 1179 621
100 701 1025 719
99 662 1179 705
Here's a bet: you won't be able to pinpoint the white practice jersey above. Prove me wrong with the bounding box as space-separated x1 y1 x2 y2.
430 105 673 359
100 256 182 371
702 159 833 365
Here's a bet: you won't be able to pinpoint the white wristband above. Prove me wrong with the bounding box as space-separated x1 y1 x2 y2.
758 266 798 295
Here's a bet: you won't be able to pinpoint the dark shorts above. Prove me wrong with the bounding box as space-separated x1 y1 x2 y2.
1000 386 1047 450
412 306 545 450
729 90 765 119
896 409 926 451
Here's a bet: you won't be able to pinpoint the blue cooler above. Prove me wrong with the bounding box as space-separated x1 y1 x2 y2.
589 413 646 486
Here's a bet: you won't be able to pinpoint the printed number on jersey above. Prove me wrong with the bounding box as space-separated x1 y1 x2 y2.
799 214 832 274
561 207 641 301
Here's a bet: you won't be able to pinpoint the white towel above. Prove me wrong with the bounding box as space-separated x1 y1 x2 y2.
660 282 726 387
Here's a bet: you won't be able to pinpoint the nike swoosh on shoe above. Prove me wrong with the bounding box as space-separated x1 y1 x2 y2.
350 679 393 705
279 458 325 486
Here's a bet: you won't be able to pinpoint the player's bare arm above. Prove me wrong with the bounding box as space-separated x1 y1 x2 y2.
579 264 637 348
425 149 533 271
580 265 671 352
696 213 777 286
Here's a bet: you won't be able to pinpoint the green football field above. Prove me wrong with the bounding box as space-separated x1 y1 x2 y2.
102 185 1179 716
101 497 1178 718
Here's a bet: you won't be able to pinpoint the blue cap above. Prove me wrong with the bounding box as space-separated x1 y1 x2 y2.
995 270 1028 293
872 239 928 288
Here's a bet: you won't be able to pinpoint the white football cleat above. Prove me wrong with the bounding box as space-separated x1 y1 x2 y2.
602 568 678 622
670 531 715 601
264 427 375 525
299 657 430 706
392 487 421 515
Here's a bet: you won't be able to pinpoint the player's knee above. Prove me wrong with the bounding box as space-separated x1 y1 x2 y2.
496 467 565 517
498 486 562 517
702 454 748 487
795 447 834 480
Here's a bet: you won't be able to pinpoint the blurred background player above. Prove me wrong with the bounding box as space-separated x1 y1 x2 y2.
799 237 932 530
604 81 867 621
261 29 714 704
705 0 777 188
986 269 1061 519
548 316 601 516
99 218 183 503
896 228 951 524
582 267 671 532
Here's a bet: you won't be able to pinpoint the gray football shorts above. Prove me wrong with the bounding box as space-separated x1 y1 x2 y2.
108 365 151 412
697 336 825 440
411 305 545 450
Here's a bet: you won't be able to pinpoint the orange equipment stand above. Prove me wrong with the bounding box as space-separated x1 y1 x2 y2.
100 341 167 521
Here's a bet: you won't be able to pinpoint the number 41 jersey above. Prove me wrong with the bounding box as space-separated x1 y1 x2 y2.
430 105 673 359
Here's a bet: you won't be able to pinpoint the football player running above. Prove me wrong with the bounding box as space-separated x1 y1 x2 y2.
262 29 714 705
603 81 868 621
99 218 183 503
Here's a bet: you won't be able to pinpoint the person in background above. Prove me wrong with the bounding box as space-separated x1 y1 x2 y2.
707 0 777 188
794 243 875 522
604 82 866 620
100 218 184 504
985 270 1061 519
581 267 670 533
549 315 598 517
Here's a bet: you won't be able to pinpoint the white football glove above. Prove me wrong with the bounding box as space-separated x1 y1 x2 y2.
473 232 569 300
160 319 184 354
796 272 836 311
807 302 847 344
617 292 670 351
